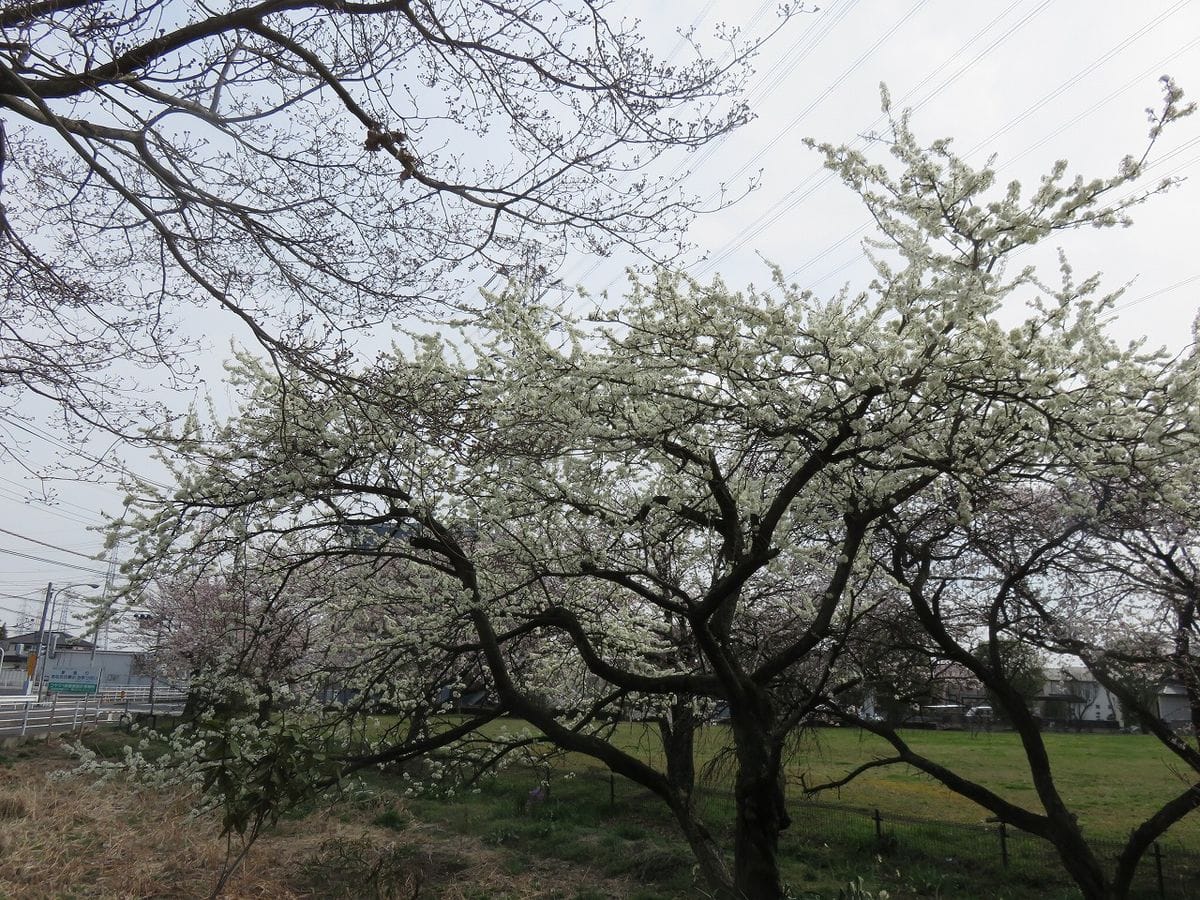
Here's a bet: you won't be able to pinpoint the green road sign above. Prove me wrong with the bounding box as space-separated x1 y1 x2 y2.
48 681 98 694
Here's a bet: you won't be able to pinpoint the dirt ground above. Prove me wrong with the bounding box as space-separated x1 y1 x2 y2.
0 736 641 900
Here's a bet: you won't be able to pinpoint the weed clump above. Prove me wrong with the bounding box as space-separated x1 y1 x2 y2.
0 796 28 820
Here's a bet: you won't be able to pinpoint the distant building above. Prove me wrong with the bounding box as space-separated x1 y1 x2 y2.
855 662 1190 732
46 648 157 691
1040 666 1192 730
0 630 97 690
0 631 158 693
1156 682 1192 728
1038 667 1121 727
1 629 95 659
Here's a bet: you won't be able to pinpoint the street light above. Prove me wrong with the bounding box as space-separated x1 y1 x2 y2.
28 581 100 698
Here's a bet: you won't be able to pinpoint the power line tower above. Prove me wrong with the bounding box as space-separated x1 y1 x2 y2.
101 541 120 650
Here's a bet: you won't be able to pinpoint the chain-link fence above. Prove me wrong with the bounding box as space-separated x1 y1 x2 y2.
784 798 1199 899
551 764 1199 898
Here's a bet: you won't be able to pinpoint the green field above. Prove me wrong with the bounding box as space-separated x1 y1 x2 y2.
386 721 1199 898
781 726 1200 844
478 721 1198 844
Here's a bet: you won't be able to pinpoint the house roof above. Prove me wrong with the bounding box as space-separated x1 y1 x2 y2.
2 631 95 650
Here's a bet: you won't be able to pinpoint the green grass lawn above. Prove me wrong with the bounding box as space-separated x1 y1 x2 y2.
782 726 1200 846
370 720 1199 898
494 721 1198 846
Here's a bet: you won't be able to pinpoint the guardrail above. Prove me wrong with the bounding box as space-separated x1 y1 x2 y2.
0 694 103 738
8 681 191 702
10 683 191 703
0 684 191 738
96 686 189 705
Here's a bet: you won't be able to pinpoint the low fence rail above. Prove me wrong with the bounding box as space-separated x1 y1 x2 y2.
95 686 189 705
783 798 1200 899
503 764 1200 899
0 684 190 737
0 694 103 738
4 682 191 704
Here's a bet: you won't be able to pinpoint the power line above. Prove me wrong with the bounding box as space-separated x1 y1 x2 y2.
564 1 860 290
0 591 42 627
0 604 38 622
962 0 1192 157
0 546 107 576
1110 273 1200 314
0 526 101 561
0 572 89 579
554 3 830 292
797 138 1200 305
0 414 171 491
709 0 930 205
686 1 860 182
0 488 105 528
1004 35 1200 171
787 26 1200 287
899 0 1056 119
0 503 98 530
665 0 1046 285
0 590 40 602
799 147 1200 296
741 0 863 111
688 0 1057 283
0 474 111 520
663 0 720 64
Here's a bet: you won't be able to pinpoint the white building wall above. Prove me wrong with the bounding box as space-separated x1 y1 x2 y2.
47 649 154 689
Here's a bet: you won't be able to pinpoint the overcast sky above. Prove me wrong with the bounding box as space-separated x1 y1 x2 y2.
3 0 1199 637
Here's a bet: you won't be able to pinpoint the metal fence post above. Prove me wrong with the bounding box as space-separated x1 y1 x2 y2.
20 699 31 736
789 797 1200 896
44 694 57 743
71 698 80 731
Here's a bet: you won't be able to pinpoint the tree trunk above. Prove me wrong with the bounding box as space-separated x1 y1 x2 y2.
730 712 789 900
1051 843 1111 900
659 702 737 895
672 808 736 898
660 700 698 803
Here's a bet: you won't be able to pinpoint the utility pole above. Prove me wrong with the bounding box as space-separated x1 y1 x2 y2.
101 542 120 651
28 582 100 699
25 582 53 697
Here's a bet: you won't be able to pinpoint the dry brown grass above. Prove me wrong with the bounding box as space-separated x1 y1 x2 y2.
0 737 638 900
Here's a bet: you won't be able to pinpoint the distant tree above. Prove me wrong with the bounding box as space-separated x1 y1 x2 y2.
817 468 1200 899
0 1 787 455
132 571 322 716
1113 664 1168 730
971 639 1045 723
1071 495 1200 740
846 592 972 725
